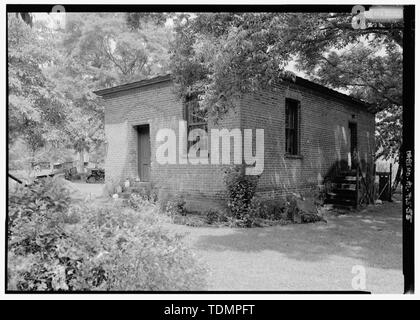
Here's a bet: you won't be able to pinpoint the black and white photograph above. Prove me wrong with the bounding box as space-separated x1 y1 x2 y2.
2 2 415 299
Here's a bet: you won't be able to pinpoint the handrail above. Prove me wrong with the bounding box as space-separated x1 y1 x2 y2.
352 150 374 205
356 161 374 205
8 173 26 185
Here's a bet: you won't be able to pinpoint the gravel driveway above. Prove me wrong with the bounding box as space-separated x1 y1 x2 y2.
166 202 403 293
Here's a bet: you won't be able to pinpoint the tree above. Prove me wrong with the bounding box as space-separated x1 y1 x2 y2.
15 12 33 27
307 44 402 160
8 15 67 157
170 12 402 111
9 12 173 173
169 13 297 119
46 13 173 170
287 13 403 189
169 12 403 185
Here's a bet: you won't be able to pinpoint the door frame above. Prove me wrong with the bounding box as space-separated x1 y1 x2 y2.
136 124 151 181
348 121 358 169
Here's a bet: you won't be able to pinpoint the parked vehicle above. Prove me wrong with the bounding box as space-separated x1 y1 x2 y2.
64 167 79 181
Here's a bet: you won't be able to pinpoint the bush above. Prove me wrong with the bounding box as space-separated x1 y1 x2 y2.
128 190 158 211
248 197 284 220
205 209 228 225
165 194 187 216
8 177 73 237
131 184 159 204
285 195 299 220
223 166 260 226
310 185 328 206
8 178 206 291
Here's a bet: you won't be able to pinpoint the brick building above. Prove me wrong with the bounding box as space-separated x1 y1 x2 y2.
95 74 376 203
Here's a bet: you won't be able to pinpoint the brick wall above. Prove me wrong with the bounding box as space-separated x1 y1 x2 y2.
240 82 376 197
103 80 240 200
102 78 375 201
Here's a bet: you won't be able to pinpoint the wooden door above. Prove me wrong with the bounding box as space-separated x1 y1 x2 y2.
137 125 151 181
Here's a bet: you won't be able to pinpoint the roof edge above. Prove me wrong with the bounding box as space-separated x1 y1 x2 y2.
93 74 172 96
290 76 376 114
94 73 376 114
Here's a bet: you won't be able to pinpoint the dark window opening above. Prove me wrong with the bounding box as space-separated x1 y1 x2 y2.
184 97 208 154
285 98 300 155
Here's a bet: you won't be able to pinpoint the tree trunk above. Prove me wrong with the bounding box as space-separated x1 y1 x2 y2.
78 149 85 174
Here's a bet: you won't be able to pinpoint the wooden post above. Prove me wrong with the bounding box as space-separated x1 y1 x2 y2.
373 163 376 203
389 162 393 201
356 160 360 209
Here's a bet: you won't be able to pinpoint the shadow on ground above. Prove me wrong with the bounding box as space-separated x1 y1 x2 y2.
192 202 402 270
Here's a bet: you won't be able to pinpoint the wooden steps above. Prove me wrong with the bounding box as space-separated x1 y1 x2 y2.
325 170 358 209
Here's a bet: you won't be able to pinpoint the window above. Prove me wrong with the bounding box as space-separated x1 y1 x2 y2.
184 97 208 153
285 98 300 155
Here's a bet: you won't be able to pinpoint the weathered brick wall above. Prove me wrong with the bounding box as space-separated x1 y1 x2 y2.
103 80 240 199
240 82 376 197
103 78 375 201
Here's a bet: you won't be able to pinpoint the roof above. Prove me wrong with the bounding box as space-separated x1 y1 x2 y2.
93 74 172 96
291 76 376 113
94 73 376 114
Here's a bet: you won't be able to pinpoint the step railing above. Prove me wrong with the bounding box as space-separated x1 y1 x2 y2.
353 150 375 207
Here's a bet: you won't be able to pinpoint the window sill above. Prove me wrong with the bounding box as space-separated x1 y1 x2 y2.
284 154 303 159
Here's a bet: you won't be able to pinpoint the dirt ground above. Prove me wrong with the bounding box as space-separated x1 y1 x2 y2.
68 180 105 199
165 202 403 293
70 181 403 293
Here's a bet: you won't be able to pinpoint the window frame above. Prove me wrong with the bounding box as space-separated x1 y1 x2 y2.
183 96 209 156
285 98 301 157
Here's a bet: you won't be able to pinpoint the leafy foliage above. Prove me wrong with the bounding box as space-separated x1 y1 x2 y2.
169 13 298 120
248 197 286 221
8 15 67 150
169 12 403 162
205 208 228 225
9 13 173 167
303 43 402 161
165 194 187 216
126 12 174 30
223 166 260 227
46 13 173 160
8 178 206 291
128 190 159 209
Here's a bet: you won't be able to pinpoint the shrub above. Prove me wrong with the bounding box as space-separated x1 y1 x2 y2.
8 177 73 237
156 188 170 212
223 166 259 216
285 195 299 220
128 189 158 211
132 184 159 204
8 178 206 291
305 185 327 206
165 194 187 216
284 193 325 224
205 209 228 225
223 166 259 225
72 203 206 290
252 198 286 221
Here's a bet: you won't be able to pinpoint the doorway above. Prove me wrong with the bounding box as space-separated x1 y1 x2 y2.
137 125 151 181
349 122 358 169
